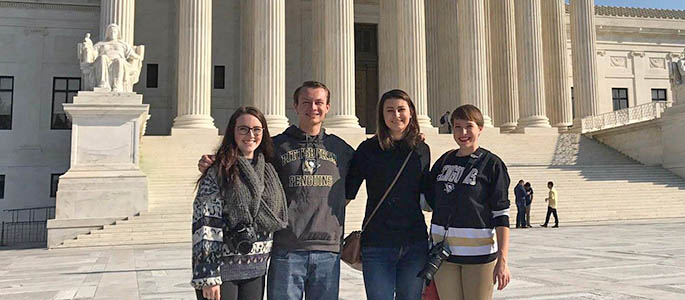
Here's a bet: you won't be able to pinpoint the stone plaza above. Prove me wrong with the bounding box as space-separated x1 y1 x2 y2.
1 218 684 299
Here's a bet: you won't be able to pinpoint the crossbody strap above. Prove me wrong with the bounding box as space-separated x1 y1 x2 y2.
361 150 414 232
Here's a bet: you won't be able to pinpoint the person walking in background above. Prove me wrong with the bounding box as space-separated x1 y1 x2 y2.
440 110 452 133
541 181 559 228
426 104 511 299
514 180 527 229
191 107 288 300
524 182 534 228
346 89 431 300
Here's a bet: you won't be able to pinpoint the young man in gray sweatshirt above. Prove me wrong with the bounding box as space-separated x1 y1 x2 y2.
199 81 354 300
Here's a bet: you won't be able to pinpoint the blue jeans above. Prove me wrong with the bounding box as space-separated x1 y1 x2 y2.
266 248 340 300
516 202 526 227
361 241 428 300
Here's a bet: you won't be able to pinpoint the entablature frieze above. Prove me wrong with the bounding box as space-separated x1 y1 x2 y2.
0 0 98 12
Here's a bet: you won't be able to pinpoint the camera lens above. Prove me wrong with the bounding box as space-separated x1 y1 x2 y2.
236 240 254 255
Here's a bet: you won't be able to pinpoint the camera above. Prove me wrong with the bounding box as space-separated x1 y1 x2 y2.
417 240 452 282
225 223 257 255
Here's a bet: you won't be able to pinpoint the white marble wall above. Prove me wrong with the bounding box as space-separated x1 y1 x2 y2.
0 3 98 218
3 0 685 215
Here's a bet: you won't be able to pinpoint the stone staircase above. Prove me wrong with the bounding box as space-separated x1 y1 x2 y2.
56 129 685 247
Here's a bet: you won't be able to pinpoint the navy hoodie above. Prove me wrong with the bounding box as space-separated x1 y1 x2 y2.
272 125 355 252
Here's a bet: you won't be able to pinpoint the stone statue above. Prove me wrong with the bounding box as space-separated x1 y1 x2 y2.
78 24 145 92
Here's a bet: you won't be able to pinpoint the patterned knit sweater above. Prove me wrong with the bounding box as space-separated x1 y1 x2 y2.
190 167 273 289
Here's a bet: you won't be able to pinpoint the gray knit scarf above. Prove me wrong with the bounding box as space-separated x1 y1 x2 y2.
222 153 288 233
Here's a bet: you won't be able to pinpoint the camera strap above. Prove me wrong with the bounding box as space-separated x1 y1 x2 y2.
361 150 413 232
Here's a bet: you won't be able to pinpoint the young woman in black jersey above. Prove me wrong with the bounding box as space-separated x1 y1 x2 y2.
346 89 431 300
426 104 511 300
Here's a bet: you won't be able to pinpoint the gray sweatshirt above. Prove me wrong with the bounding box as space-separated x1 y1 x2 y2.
271 125 355 252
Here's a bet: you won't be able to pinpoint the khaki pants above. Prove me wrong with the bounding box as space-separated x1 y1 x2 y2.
434 260 496 300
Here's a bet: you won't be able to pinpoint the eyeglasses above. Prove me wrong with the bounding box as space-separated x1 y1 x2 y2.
237 126 263 136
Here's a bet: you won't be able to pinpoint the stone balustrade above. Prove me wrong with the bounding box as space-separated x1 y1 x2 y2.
581 101 672 133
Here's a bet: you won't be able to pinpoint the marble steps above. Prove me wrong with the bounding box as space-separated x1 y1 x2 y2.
57 132 685 248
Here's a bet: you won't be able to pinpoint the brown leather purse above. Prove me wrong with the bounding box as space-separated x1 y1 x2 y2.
341 151 414 271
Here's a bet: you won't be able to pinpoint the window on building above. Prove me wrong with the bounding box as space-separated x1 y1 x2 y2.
50 173 62 198
652 88 667 102
214 65 225 89
146 64 158 88
0 175 5 199
612 88 629 111
0 76 13 130
51 77 80 130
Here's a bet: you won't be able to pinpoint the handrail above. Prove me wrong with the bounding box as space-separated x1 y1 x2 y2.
4 206 56 213
3 206 55 223
581 101 672 133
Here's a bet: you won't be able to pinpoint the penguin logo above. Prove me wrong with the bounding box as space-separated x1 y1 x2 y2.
444 183 455 194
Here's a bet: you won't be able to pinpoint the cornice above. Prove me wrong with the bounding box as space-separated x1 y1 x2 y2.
0 1 99 12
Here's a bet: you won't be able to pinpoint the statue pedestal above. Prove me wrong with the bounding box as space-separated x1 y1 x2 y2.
47 91 150 248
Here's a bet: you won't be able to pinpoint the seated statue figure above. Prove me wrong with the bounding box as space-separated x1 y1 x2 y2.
78 23 145 92
669 53 685 105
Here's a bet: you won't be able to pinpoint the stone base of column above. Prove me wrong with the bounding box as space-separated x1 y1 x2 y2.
171 127 218 136
324 115 362 129
499 123 518 133
482 116 494 128
511 127 559 135
324 127 367 137
417 115 438 135
420 125 439 135
517 115 552 128
570 118 584 133
551 122 573 128
172 114 217 131
263 115 289 136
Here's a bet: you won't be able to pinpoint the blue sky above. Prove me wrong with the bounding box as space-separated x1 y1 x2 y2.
566 0 685 10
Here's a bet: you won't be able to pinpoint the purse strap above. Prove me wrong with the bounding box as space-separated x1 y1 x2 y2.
361 150 413 232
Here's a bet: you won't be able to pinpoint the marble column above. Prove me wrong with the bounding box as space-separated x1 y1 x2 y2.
489 0 519 131
401 0 432 130
457 0 493 127
240 0 289 131
571 0 600 128
515 0 551 128
379 0 433 131
484 0 495 127
312 0 361 130
425 0 458 128
542 0 572 128
100 0 135 44
173 0 216 130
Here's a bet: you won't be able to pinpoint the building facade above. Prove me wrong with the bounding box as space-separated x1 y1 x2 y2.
1 0 685 215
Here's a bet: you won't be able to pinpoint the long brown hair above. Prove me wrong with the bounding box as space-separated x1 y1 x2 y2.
197 106 275 192
376 89 421 150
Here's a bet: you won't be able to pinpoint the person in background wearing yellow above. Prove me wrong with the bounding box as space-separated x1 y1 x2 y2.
540 181 559 228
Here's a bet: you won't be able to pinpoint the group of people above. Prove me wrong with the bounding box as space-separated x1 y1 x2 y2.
514 180 560 229
190 81 512 300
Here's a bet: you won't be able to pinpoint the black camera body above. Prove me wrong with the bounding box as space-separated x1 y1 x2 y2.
225 223 257 255
417 240 452 282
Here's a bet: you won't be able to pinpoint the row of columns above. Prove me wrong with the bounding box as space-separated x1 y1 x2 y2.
100 0 599 133
428 0 598 131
